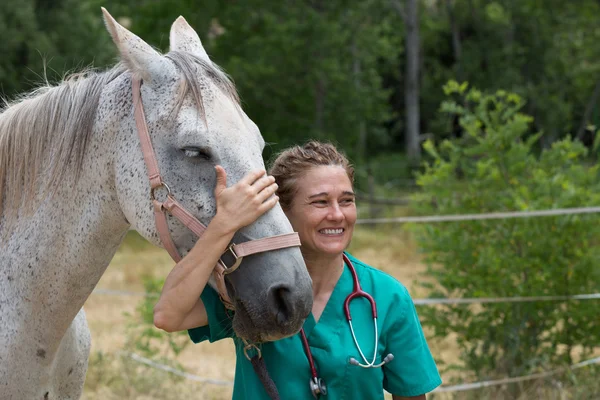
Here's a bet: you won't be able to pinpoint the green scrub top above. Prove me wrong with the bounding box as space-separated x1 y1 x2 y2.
189 253 441 399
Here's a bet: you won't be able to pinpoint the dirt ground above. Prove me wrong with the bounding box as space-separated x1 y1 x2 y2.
82 227 461 399
81 229 597 399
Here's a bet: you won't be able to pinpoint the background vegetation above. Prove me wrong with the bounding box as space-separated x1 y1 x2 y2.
2 0 599 398
3 0 600 173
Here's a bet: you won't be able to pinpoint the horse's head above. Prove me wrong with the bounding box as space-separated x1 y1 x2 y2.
102 9 312 342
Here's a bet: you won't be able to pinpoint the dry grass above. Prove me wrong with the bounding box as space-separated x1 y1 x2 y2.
82 228 598 399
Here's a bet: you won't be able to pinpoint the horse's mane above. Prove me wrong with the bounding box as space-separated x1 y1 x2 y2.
0 65 127 224
0 51 239 226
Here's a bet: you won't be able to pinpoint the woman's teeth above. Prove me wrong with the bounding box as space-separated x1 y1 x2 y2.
320 228 344 235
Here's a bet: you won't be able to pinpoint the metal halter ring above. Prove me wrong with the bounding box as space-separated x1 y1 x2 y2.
219 244 244 274
150 182 172 201
243 342 262 361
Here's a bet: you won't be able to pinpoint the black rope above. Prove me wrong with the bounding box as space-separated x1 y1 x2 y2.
250 355 281 400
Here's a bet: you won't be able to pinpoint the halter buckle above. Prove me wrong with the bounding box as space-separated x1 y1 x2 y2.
218 244 243 274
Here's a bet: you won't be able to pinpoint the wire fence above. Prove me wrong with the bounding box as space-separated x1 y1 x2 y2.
93 285 600 394
433 357 600 393
90 204 600 395
121 352 233 386
118 350 600 394
356 205 600 224
92 288 600 306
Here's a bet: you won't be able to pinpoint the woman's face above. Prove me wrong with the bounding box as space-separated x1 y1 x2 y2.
285 165 357 259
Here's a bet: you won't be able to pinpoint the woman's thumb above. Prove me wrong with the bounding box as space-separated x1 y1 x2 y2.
215 165 227 193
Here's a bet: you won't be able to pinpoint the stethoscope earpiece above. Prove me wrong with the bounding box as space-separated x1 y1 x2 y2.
349 352 394 368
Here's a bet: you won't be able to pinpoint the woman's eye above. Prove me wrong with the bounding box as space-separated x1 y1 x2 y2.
312 200 328 206
182 147 210 160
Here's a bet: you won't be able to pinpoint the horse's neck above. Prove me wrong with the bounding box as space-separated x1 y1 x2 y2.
1 112 130 353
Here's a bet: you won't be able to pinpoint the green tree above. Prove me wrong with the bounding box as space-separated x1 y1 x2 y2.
418 0 600 150
1 0 115 98
210 0 399 163
109 0 401 164
0 1 51 96
412 81 600 393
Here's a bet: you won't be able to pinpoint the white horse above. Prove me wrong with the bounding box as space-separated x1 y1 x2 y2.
0 9 312 399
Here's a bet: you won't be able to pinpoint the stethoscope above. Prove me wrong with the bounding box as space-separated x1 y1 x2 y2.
299 253 395 398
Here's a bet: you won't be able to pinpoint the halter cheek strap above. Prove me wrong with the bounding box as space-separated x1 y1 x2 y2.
131 77 300 306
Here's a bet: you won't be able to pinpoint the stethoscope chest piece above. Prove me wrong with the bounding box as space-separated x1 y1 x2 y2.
300 255 393 398
309 376 327 398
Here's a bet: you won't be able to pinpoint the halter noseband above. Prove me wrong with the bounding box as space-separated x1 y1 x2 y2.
131 77 300 306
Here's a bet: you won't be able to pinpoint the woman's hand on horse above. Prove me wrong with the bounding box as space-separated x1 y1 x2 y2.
212 165 279 235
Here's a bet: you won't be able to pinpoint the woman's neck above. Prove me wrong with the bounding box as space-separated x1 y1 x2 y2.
303 251 345 297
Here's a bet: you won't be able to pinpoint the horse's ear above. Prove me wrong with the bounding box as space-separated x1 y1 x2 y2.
169 16 211 63
101 7 168 82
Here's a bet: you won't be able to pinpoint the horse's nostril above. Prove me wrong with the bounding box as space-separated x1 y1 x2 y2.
269 285 294 326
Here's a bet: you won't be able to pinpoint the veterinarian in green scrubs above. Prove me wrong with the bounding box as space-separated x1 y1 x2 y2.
190 252 441 399
155 141 440 399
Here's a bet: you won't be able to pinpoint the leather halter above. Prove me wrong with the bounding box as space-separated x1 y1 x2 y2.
131 77 301 306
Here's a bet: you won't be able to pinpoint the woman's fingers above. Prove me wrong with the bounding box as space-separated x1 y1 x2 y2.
239 168 266 186
256 182 278 204
258 195 279 213
251 175 276 194
214 166 227 196
213 167 280 231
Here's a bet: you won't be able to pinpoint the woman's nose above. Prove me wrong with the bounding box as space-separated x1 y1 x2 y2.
327 203 344 221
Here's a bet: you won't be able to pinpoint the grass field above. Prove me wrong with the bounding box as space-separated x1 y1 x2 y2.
81 227 599 399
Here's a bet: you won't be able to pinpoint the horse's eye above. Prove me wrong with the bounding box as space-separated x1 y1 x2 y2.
182 147 211 160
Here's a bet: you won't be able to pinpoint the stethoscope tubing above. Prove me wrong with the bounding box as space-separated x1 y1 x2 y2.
348 317 379 367
343 254 378 320
300 328 318 379
300 253 394 398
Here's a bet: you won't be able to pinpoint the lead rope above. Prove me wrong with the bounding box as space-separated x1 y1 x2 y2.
250 355 281 400
242 340 280 400
221 263 280 400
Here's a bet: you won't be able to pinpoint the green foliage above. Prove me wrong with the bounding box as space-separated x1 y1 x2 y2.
84 350 213 399
0 0 115 98
209 0 399 162
438 365 600 400
420 0 600 147
101 0 400 163
412 82 600 391
4 0 600 164
123 275 189 361
354 152 412 193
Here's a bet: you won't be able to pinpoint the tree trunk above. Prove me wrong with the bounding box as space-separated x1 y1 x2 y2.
576 79 600 141
352 39 367 161
446 0 462 80
313 77 326 138
404 0 421 167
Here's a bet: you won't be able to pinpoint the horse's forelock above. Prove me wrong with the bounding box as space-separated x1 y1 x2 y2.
165 51 240 122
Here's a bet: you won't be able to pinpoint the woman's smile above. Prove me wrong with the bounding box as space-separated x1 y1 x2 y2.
318 228 345 235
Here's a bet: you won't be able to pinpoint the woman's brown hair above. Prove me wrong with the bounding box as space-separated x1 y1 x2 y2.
268 141 354 210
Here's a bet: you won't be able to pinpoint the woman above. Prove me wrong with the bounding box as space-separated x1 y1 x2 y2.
154 141 441 399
